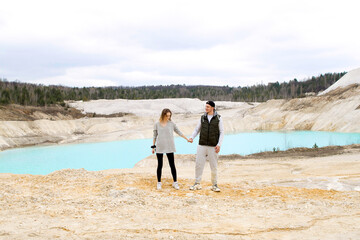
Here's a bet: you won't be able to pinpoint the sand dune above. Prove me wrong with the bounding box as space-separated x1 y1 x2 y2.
67 98 254 116
319 67 360 95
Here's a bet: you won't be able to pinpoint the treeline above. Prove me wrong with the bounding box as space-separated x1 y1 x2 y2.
0 72 347 106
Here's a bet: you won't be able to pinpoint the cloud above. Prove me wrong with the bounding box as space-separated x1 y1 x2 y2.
1 0 360 87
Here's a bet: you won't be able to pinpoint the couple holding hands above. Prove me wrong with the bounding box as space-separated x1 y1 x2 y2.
152 101 224 192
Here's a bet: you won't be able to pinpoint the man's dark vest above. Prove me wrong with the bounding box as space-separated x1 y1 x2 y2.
199 113 220 147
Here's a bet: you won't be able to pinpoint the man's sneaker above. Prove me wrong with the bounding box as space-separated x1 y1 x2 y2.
157 182 162 190
189 183 202 190
172 182 180 190
211 184 221 192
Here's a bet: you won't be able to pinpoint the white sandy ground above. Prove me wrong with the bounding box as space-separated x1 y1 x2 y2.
1 150 360 239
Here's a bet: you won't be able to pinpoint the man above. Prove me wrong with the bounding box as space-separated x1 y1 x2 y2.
188 100 224 192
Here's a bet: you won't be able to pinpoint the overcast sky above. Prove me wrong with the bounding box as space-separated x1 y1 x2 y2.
1 0 360 87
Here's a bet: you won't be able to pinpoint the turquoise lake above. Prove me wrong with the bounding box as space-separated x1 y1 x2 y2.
1 131 360 175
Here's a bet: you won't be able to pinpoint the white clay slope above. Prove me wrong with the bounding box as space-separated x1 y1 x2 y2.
319 67 360 95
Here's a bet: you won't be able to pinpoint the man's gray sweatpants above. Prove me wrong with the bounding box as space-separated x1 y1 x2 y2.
195 145 218 185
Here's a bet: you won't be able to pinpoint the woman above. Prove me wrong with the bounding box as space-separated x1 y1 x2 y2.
152 108 189 190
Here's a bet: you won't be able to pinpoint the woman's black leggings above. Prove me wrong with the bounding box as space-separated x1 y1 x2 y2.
156 153 177 182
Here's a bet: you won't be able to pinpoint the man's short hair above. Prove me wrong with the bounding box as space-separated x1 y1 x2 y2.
206 101 215 107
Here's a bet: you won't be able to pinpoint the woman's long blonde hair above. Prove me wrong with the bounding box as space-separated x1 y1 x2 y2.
159 108 172 122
